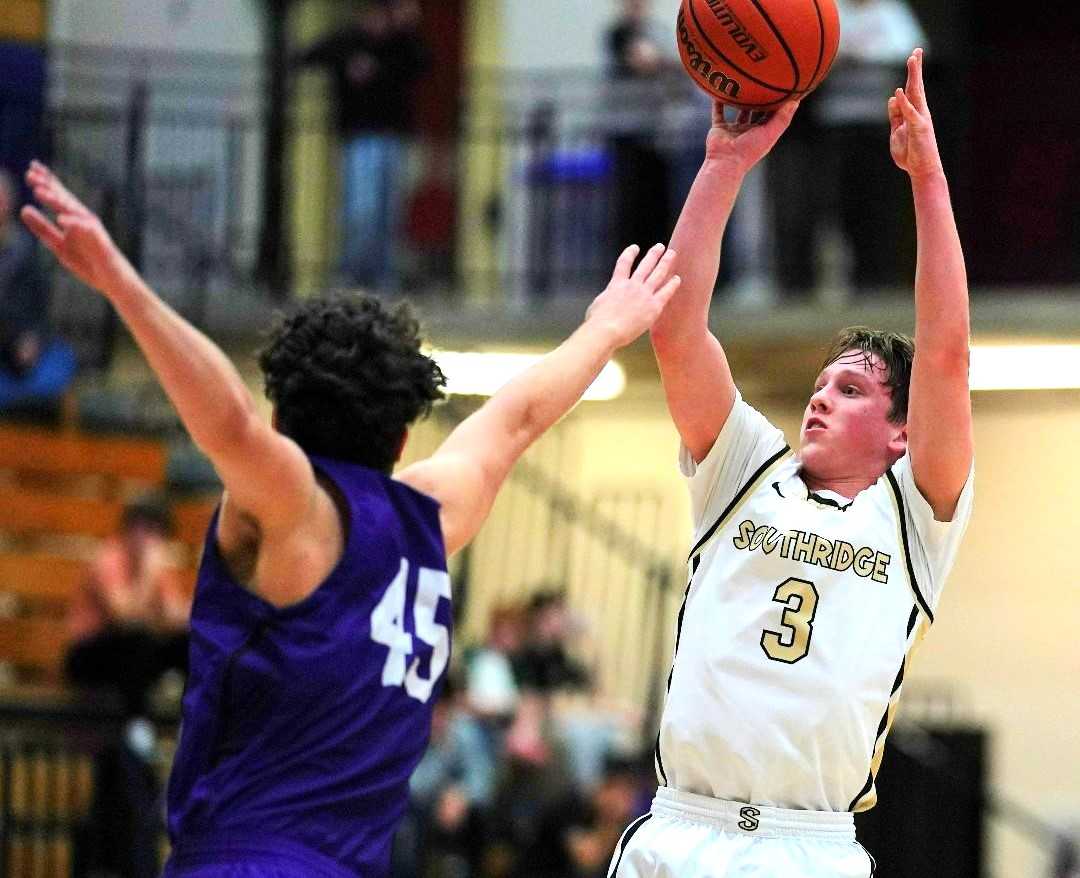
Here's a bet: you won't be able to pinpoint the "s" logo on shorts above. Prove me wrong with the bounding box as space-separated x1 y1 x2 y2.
738 806 761 832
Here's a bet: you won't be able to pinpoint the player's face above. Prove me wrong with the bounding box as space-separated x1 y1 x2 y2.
799 350 907 481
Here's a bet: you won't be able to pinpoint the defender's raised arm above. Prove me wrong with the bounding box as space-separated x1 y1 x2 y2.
22 162 320 547
398 244 680 555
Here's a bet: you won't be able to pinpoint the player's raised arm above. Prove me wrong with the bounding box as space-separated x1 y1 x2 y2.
889 49 973 520
21 162 318 538
397 245 680 555
652 101 797 463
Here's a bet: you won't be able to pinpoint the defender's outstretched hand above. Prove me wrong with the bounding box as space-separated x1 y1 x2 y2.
704 100 799 174
21 161 133 295
889 49 944 180
586 244 681 348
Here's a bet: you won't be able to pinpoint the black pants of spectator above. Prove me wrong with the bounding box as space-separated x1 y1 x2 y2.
829 124 916 291
65 627 189 717
767 122 826 298
74 738 163 878
610 136 671 255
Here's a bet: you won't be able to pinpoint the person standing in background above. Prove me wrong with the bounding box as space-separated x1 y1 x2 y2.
604 0 675 256
295 0 430 290
0 168 76 420
815 0 928 294
768 0 926 300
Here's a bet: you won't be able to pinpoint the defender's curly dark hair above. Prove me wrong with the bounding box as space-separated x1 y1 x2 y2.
821 326 914 424
259 296 446 472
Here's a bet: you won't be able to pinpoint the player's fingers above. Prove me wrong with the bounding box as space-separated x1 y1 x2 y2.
907 48 928 110
758 100 799 145
895 88 920 124
653 275 682 310
887 95 902 128
20 205 65 251
645 247 678 291
612 244 640 280
30 184 73 217
631 243 666 283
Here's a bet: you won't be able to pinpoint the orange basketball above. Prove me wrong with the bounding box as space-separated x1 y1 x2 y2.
676 0 840 110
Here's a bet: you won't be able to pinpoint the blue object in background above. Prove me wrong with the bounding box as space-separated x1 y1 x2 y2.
0 41 47 194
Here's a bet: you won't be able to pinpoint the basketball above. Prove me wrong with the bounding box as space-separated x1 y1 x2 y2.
676 0 841 110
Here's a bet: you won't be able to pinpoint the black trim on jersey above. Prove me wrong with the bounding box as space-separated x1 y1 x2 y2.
772 481 785 499
848 656 908 811
807 490 853 511
656 555 700 785
848 772 874 813
654 729 667 785
862 844 878 877
610 813 652 876
906 605 919 637
885 469 934 624
688 446 791 562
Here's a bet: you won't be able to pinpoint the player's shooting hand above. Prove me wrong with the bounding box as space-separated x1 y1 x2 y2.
587 244 681 348
21 161 134 297
889 49 944 180
705 99 799 173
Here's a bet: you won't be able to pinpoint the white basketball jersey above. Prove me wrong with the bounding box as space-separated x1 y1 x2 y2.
656 393 974 813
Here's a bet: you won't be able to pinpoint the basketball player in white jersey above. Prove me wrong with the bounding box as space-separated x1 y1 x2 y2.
609 49 973 877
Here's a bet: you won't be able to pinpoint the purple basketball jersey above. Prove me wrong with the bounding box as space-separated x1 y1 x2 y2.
164 455 450 877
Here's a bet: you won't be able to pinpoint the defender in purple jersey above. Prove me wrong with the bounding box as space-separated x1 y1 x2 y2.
22 160 683 878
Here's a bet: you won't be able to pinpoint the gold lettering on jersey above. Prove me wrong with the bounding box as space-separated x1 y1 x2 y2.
732 520 891 583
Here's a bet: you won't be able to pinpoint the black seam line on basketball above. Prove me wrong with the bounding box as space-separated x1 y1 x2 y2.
686 3 798 97
885 470 934 624
612 813 653 876
806 0 826 92
744 0 801 91
687 445 792 562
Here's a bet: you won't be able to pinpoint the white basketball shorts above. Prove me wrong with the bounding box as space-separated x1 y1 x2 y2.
608 788 877 878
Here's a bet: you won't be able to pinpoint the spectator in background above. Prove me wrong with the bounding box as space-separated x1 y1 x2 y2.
513 590 590 695
818 0 927 295
395 680 495 878
65 496 191 719
565 755 651 878
65 497 191 878
0 168 76 420
295 0 430 291
604 0 675 255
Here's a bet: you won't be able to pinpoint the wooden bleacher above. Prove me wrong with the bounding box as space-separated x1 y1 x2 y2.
0 424 215 686
0 425 167 493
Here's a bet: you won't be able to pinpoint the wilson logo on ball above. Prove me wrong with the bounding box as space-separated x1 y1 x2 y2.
704 0 768 62
677 11 742 99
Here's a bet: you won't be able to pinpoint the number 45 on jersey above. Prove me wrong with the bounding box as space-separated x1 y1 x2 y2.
370 558 451 704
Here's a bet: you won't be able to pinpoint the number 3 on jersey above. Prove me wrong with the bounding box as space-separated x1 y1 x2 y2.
760 577 819 664
370 558 451 702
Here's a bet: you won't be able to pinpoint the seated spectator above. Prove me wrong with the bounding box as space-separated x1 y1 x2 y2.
0 168 76 421
395 679 495 878
566 754 652 878
513 590 590 695
65 496 191 718
464 603 526 721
